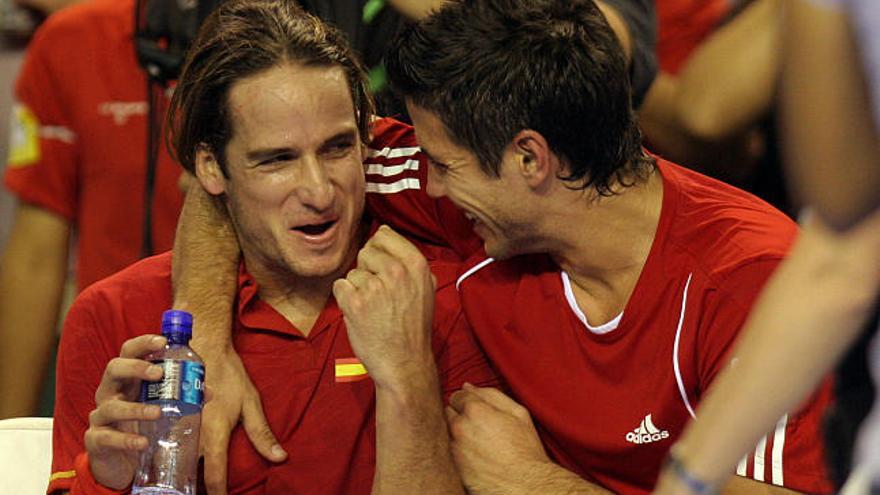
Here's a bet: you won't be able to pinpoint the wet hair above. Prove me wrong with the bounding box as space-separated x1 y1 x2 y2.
167 0 374 176
385 0 653 195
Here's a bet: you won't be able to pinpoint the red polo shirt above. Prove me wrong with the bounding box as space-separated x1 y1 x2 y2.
5 0 182 291
49 248 498 494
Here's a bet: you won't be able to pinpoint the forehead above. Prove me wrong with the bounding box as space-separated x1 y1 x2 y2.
226 63 356 147
406 101 476 163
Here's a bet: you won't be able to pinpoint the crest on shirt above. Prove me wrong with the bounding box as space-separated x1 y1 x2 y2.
8 103 40 167
335 357 369 383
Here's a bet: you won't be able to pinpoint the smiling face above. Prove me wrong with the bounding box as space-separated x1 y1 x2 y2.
408 102 535 260
197 62 366 284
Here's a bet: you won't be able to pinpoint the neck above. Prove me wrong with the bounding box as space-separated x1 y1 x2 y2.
542 168 664 320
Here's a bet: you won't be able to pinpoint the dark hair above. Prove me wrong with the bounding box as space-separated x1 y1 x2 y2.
167 0 374 175
385 0 653 195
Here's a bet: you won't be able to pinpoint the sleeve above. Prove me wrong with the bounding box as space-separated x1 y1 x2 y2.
428 263 501 403
693 259 835 494
364 118 484 260
5 21 79 221
597 0 658 107
48 291 120 494
50 453 127 495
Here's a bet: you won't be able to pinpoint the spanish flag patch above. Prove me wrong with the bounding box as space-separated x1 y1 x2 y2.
335 358 369 383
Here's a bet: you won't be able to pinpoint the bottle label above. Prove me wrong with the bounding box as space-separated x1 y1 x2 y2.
141 359 205 410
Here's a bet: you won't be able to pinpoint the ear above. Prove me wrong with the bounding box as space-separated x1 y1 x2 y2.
194 144 227 196
510 130 556 189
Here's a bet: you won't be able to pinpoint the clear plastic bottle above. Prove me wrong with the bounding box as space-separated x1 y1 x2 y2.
133 310 205 495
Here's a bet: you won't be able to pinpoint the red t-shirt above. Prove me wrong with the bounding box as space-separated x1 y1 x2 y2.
656 0 732 74
49 248 498 494
4 0 183 291
364 121 834 494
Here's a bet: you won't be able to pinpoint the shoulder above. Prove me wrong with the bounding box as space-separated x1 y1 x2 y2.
454 253 555 292
68 252 174 334
658 159 796 281
368 117 418 150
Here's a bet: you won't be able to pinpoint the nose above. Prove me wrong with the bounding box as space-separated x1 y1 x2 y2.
425 162 447 199
298 155 334 211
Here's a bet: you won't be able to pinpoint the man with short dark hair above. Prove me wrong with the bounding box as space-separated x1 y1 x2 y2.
379 1 833 493
47 1 496 493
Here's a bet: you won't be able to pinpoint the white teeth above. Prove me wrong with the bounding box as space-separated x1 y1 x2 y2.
464 212 476 222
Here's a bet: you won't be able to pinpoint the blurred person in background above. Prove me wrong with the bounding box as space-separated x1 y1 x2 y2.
0 0 188 419
652 0 880 493
641 0 793 215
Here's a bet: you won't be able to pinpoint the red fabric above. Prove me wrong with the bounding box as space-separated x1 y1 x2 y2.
453 162 833 494
364 133 835 494
4 0 183 291
365 118 482 260
656 0 733 74
48 452 128 495
51 246 498 494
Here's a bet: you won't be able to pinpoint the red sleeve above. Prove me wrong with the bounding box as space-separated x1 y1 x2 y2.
428 261 500 402
48 290 122 494
5 19 79 221
364 118 483 259
49 453 127 495
694 259 835 494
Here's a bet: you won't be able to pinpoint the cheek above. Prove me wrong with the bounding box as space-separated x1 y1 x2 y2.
243 173 297 206
337 160 367 198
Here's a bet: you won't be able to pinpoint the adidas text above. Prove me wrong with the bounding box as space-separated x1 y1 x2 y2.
626 430 670 444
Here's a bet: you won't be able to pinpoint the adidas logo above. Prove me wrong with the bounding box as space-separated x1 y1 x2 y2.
625 414 670 444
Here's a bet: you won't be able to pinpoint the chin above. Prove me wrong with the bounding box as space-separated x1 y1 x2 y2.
284 251 348 280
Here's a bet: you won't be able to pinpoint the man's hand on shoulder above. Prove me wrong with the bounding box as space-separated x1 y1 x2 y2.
194 344 287 495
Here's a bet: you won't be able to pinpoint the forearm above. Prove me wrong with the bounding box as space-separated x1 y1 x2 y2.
596 1 632 64
171 183 239 353
0 259 66 417
372 363 463 495
674 0 780 142
670 215 880 485
498 461 614 495
0 204 69 418
781 0 880 229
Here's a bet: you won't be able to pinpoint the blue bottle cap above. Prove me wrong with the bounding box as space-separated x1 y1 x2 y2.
161 309 193 344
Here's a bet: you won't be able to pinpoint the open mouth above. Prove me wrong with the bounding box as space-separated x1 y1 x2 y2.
293 220 337 236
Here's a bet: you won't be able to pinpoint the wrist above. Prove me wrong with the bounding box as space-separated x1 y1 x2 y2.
501 459 568 495
372 361 440 398
74 452 129 494
663 447 721 495
188 335 233 360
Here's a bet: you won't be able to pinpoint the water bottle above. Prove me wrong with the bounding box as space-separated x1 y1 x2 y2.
133 310 205 495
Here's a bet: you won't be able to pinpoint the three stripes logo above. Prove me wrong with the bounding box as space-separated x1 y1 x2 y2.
625 414 670 444
364 145 422 194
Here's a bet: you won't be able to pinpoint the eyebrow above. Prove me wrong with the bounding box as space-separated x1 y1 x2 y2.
318 129 358 151
245 147 295 162
244 128 359 162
